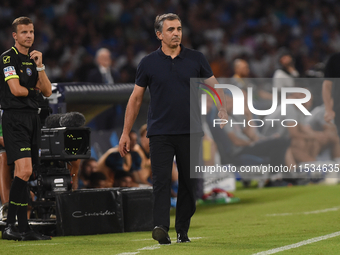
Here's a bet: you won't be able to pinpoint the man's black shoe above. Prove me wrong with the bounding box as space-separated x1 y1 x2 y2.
177 232 191 243
21 227 51 241
152 226 171 245
2 224 22 241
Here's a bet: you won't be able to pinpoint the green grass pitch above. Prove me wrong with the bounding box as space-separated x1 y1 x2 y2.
1 184 339 255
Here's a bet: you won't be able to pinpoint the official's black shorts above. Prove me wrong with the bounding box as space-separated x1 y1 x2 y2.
2 109 41 165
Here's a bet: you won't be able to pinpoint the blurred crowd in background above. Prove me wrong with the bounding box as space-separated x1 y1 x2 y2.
0 0 339 83
1 0 340 202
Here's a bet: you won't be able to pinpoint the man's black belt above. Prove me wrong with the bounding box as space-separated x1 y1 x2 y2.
3 108 41 114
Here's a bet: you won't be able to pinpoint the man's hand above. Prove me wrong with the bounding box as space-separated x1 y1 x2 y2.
119 133 130 157
0 137 4 147
29 50 43 67
324 109 335 123
217 109 228 128
27 87 40 98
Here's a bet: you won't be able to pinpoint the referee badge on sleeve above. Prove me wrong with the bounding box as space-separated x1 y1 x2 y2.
3 66 16 77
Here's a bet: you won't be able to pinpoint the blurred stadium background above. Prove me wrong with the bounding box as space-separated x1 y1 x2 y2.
0 0 337 144
0 0 337 127
0 0 340 126
1 0 340 253
1 0 336 82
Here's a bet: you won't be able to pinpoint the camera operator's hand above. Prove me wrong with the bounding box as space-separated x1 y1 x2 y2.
119 133 130 157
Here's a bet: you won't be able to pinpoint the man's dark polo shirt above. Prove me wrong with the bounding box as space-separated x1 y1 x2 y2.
135 45 213 137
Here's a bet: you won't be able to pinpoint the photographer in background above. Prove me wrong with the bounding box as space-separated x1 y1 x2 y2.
0 17 52 241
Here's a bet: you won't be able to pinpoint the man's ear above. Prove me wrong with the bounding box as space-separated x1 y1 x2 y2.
156 31 163 41
12 32 17 41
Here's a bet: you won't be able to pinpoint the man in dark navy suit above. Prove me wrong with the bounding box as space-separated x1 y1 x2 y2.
87 48 122 130
87 48 119 84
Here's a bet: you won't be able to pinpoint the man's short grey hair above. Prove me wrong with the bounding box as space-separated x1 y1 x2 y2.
95 48 111 60
154 13 181 36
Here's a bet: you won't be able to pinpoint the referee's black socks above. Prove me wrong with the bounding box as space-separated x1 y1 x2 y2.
7 176 29 232
17 180 29 232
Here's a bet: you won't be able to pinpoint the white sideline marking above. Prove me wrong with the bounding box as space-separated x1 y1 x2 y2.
116 253 139 255
188 237 203 240
118 237 203 254
116 245 160 255
252 231 340 255
137 245 160 251
266 206 340 216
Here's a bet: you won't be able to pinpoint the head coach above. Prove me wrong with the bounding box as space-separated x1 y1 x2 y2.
119 13 227 244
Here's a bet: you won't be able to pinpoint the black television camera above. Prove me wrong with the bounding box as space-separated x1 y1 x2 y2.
29 124 90 220
32 127 91 198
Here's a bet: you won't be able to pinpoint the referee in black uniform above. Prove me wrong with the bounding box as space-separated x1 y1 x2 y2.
0 17 52 241
119 13 227 244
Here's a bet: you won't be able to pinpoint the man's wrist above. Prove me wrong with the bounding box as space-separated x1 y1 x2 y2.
27 88 39 98
122 130 130 136
36 64 45 72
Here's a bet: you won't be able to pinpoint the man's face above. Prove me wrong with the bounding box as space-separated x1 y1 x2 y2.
84 160 98 176
13 24 34 48
280 55 293 67
157 19 182 48
118 176 133 187
97 51 112 68
237 61 249 78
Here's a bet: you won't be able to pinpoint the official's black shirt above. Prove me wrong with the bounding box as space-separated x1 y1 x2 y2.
0 46 41 109
324 53 340 113
135 44 213 136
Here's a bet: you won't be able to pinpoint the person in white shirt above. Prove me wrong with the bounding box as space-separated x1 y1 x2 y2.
273 52 299 91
